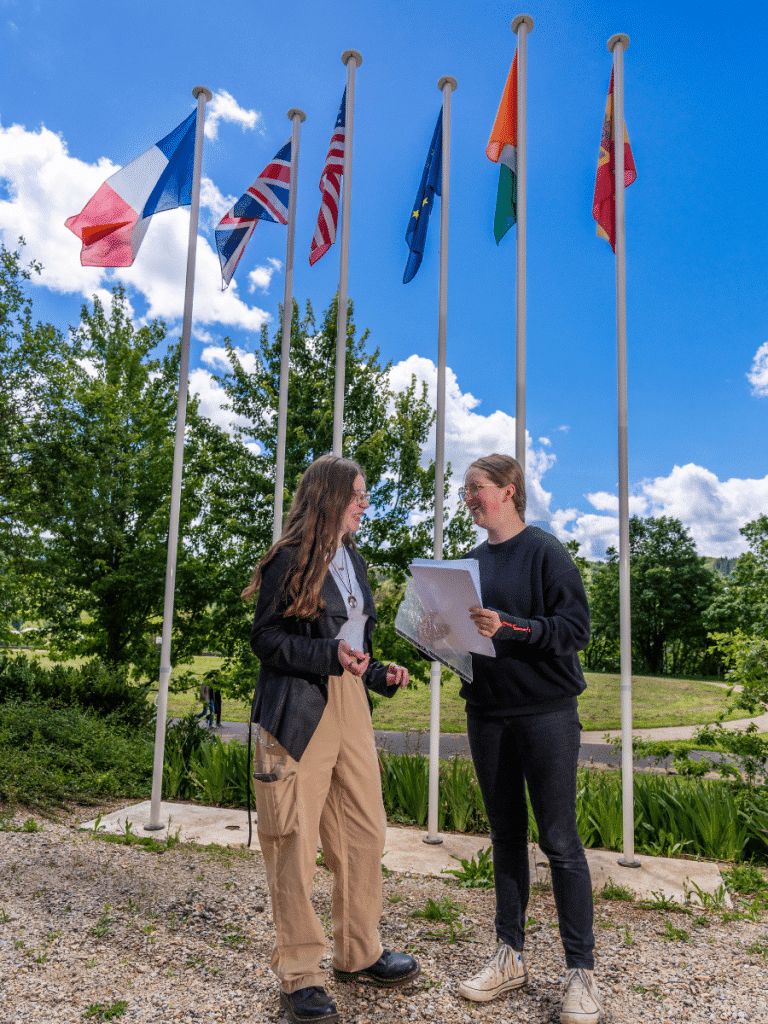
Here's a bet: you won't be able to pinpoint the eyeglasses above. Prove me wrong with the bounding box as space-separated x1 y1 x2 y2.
351 490 370 505
458 484 494 502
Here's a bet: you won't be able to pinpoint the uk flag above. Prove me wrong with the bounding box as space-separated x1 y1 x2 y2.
215 140 291 289
309 90 346 266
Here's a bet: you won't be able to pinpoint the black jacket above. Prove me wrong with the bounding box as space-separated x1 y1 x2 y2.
249 544 395 760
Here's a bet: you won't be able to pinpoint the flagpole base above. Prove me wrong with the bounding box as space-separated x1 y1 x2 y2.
512 14 534 33
607 33 630 52
617 857 641 868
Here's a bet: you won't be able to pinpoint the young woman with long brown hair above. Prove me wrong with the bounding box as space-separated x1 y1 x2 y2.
244 454 419 1024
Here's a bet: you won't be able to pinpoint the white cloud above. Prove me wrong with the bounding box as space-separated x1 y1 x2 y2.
387 355 555 522
388 356 768 561
199 176 234 227
0 118 272 335
249 257 283 293
188 367 251 435
201 344 257 375
553 464 768 559
747 341 768 397
204 90 262 140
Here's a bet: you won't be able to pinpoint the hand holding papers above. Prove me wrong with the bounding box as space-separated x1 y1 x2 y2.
394 559 495 683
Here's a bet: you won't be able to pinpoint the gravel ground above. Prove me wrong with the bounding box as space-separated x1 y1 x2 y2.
1 802 768 1024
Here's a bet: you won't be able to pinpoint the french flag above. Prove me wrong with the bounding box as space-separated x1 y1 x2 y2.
65 109 197 267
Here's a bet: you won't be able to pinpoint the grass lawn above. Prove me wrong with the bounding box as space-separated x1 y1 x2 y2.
18 650 748 734
370 670 745 733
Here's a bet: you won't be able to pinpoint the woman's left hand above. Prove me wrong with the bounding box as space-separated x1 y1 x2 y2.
386 663 410 688
469 606 501 638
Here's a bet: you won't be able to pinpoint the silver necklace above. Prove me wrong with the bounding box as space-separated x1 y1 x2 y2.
330 547 358 609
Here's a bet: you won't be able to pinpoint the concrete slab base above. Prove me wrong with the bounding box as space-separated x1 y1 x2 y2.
82 801 728 908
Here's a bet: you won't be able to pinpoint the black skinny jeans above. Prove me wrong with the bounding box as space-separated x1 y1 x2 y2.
467 700 595 969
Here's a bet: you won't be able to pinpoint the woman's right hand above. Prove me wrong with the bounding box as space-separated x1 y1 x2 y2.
338 639 370 677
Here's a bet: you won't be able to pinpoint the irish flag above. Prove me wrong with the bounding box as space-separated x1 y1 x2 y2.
65 109 197 267
487 50 518 245
593 69 637 251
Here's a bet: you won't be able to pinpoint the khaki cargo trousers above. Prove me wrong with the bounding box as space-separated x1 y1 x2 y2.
254 670 386 994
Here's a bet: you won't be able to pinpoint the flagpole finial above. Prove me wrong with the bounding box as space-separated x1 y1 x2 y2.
511 14 534 33
192 86 213 102
341 49 362 67
438 76 457 92
607 33 630 53
287 108 306 122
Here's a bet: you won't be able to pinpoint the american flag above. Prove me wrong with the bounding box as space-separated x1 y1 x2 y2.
309 90 346 266
215 140 291 289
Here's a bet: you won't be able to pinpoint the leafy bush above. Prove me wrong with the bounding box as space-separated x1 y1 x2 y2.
0 700 153 809
0 654 155 730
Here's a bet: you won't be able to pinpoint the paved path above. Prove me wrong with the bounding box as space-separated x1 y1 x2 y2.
210 708 768 768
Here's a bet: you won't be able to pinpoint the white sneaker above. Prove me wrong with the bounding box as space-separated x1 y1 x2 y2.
458 943 528 1002
560 968 603 1024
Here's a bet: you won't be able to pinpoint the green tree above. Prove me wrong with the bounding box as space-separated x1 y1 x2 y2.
709 515 768 639
0 242 71 642
10 283 222 676
587 515 723 675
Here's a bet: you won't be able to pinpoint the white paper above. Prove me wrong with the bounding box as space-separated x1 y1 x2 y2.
394 579 473 683
407 559 496 658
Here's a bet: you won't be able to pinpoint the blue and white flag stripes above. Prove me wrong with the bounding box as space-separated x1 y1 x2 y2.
404 110 442 284
215 140 291 289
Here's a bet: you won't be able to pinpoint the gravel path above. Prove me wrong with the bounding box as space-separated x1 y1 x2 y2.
1 803 767 1024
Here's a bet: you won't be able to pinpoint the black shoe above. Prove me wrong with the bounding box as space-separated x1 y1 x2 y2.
334 948 421 988
279 987 339 1024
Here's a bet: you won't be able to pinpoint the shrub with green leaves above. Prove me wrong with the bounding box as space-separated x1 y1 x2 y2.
0 700 153 809
0 654 155 730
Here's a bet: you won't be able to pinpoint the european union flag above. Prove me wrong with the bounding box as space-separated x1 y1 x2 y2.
404 110 442 283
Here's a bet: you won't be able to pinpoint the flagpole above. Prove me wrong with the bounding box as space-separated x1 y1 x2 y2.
608 33 639 869
273 108 306 544
332 49 362 456
145 85 212 831
511 14 533 472
425 75 457 846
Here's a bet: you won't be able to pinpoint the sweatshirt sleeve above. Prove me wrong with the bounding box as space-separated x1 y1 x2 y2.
250 548 344 678
491 566 591 657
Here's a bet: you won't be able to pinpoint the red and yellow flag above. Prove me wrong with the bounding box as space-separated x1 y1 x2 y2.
593 69 636 251
487 51 518 245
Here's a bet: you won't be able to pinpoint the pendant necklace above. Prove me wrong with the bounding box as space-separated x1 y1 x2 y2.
331 547 358 609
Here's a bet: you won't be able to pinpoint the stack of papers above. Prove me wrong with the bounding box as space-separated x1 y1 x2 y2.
394 558 495 684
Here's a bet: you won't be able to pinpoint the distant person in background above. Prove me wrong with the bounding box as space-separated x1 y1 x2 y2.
243 454 419 1024
456 454 601 1024
196 683 215 728
211 687 222 728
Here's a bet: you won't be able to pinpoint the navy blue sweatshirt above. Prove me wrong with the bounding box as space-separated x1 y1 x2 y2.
461 526 590 716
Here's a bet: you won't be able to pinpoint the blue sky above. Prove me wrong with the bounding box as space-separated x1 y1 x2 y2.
1 0 767 559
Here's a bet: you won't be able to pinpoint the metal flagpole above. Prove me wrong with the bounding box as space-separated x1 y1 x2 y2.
425 75 457 846
512 14 533 472
332 49 362 456
272 108 306 544
608 33 640 869
146 85 212 831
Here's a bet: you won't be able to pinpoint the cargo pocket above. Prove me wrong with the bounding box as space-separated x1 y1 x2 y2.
254 771 299 839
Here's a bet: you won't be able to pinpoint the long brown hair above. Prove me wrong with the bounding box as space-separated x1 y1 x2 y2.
241 454 365 617
467 453 526 521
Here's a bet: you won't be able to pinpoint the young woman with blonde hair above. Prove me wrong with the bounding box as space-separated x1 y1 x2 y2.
456 453 602 1024
244 454 419 1024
